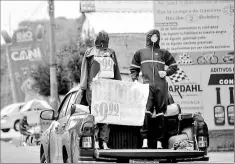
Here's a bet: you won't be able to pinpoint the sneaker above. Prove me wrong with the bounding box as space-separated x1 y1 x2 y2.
102 142 109 150
157 141 163 149
94 141 100 149
142 139 148 148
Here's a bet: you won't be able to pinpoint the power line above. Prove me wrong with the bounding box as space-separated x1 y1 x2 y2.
24 2 46 28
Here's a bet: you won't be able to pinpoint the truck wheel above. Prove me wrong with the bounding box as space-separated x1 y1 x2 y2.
2 128 10 133
40 153 47 163
14 120 20 131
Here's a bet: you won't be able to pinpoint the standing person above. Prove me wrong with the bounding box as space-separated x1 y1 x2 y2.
130 29 177 148
80 30 122 149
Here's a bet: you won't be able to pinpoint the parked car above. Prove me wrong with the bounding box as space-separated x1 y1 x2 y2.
1 99 52 132
40 85 209 163
1 102 25 132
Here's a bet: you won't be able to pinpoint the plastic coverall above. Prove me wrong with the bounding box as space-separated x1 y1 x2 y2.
80 31 122 145
130 29 178 142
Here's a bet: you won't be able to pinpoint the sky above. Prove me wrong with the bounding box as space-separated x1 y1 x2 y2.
1 1 154 45
1 1 82 44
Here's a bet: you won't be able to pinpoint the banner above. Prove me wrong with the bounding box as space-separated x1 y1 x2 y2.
167 64 234 130
80 1 152 13
153 0 234 53
91 79 149 126
5 27 45 102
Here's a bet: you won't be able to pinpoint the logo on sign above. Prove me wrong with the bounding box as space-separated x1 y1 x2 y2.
15 30 33 42
11 47 42 61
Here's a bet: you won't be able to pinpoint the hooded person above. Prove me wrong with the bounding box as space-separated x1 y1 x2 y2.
80 30 122 149
130 29 177 148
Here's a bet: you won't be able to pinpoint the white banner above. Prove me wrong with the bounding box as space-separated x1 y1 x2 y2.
80 1 153 13
153 0 234 53
91 79 149 126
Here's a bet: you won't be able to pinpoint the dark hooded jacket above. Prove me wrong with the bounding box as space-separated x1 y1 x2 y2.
80 31 122 90
130 29 177 85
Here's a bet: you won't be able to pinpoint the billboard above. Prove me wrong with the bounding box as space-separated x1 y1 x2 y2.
3 26 46 102
167 64 234 130
80 1 153 13
153 0 234 53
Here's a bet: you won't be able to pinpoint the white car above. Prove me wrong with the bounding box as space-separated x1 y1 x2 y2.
1 99 52 132
1 102 25 132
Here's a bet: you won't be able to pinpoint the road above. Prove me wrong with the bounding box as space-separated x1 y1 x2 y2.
1 141 234 163
1 141 39 163
0 130 234 163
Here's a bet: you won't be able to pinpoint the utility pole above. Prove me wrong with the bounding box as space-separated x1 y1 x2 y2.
48 0 58 112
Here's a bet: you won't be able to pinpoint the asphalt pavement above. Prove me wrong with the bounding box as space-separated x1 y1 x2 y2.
0 129 234 163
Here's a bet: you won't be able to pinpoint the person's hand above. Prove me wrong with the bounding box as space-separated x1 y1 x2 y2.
158 71 166 78
92 73 100 82
134 80 140 84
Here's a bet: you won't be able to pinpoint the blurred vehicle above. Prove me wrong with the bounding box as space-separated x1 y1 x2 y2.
1 99 52 132
1 102 25 132
40 85 209 163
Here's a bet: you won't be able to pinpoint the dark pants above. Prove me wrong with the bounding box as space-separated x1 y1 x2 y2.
86 89 110 144
140 84 167 140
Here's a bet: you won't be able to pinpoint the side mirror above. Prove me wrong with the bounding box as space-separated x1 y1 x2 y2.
40 109 55 120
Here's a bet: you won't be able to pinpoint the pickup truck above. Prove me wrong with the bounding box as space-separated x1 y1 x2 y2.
39 85 209 163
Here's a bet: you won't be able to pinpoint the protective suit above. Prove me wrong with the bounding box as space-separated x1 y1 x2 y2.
130 29 177 147
80 31 122 149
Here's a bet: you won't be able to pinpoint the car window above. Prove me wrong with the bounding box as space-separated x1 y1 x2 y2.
58 94 72 119
65 92 78 116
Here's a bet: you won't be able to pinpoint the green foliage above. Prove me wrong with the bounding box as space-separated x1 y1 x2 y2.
31 62 70 97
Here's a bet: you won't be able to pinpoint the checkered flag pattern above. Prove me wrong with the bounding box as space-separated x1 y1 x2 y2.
169 68 189 83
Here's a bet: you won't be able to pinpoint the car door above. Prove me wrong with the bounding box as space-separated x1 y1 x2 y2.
49 93 72 163
56 91 78 163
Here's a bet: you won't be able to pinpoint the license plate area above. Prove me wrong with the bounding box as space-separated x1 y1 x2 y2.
82 137 92 148
198 136 207 148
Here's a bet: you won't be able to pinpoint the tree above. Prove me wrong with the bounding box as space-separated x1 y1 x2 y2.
66 27 95 85
31 62 70 97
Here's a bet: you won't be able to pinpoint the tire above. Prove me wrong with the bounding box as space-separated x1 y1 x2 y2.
210 56 218 64
14 120 20 131
2 128 10 133
63 149 71 163
40 153 47 163
197 56 205 64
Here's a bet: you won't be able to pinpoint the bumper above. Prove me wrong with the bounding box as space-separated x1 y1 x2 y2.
94 149 207 161
0 120 13 129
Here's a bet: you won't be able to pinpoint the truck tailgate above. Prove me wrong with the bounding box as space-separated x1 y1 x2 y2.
94 149 207 160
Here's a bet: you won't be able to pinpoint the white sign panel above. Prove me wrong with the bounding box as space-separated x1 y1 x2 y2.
91 79 149 126
167 64 234 130
80 1 153 13
153 0 234 53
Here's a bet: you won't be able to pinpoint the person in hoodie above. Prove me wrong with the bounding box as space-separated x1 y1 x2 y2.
80 30 122 149
130 29 177 149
